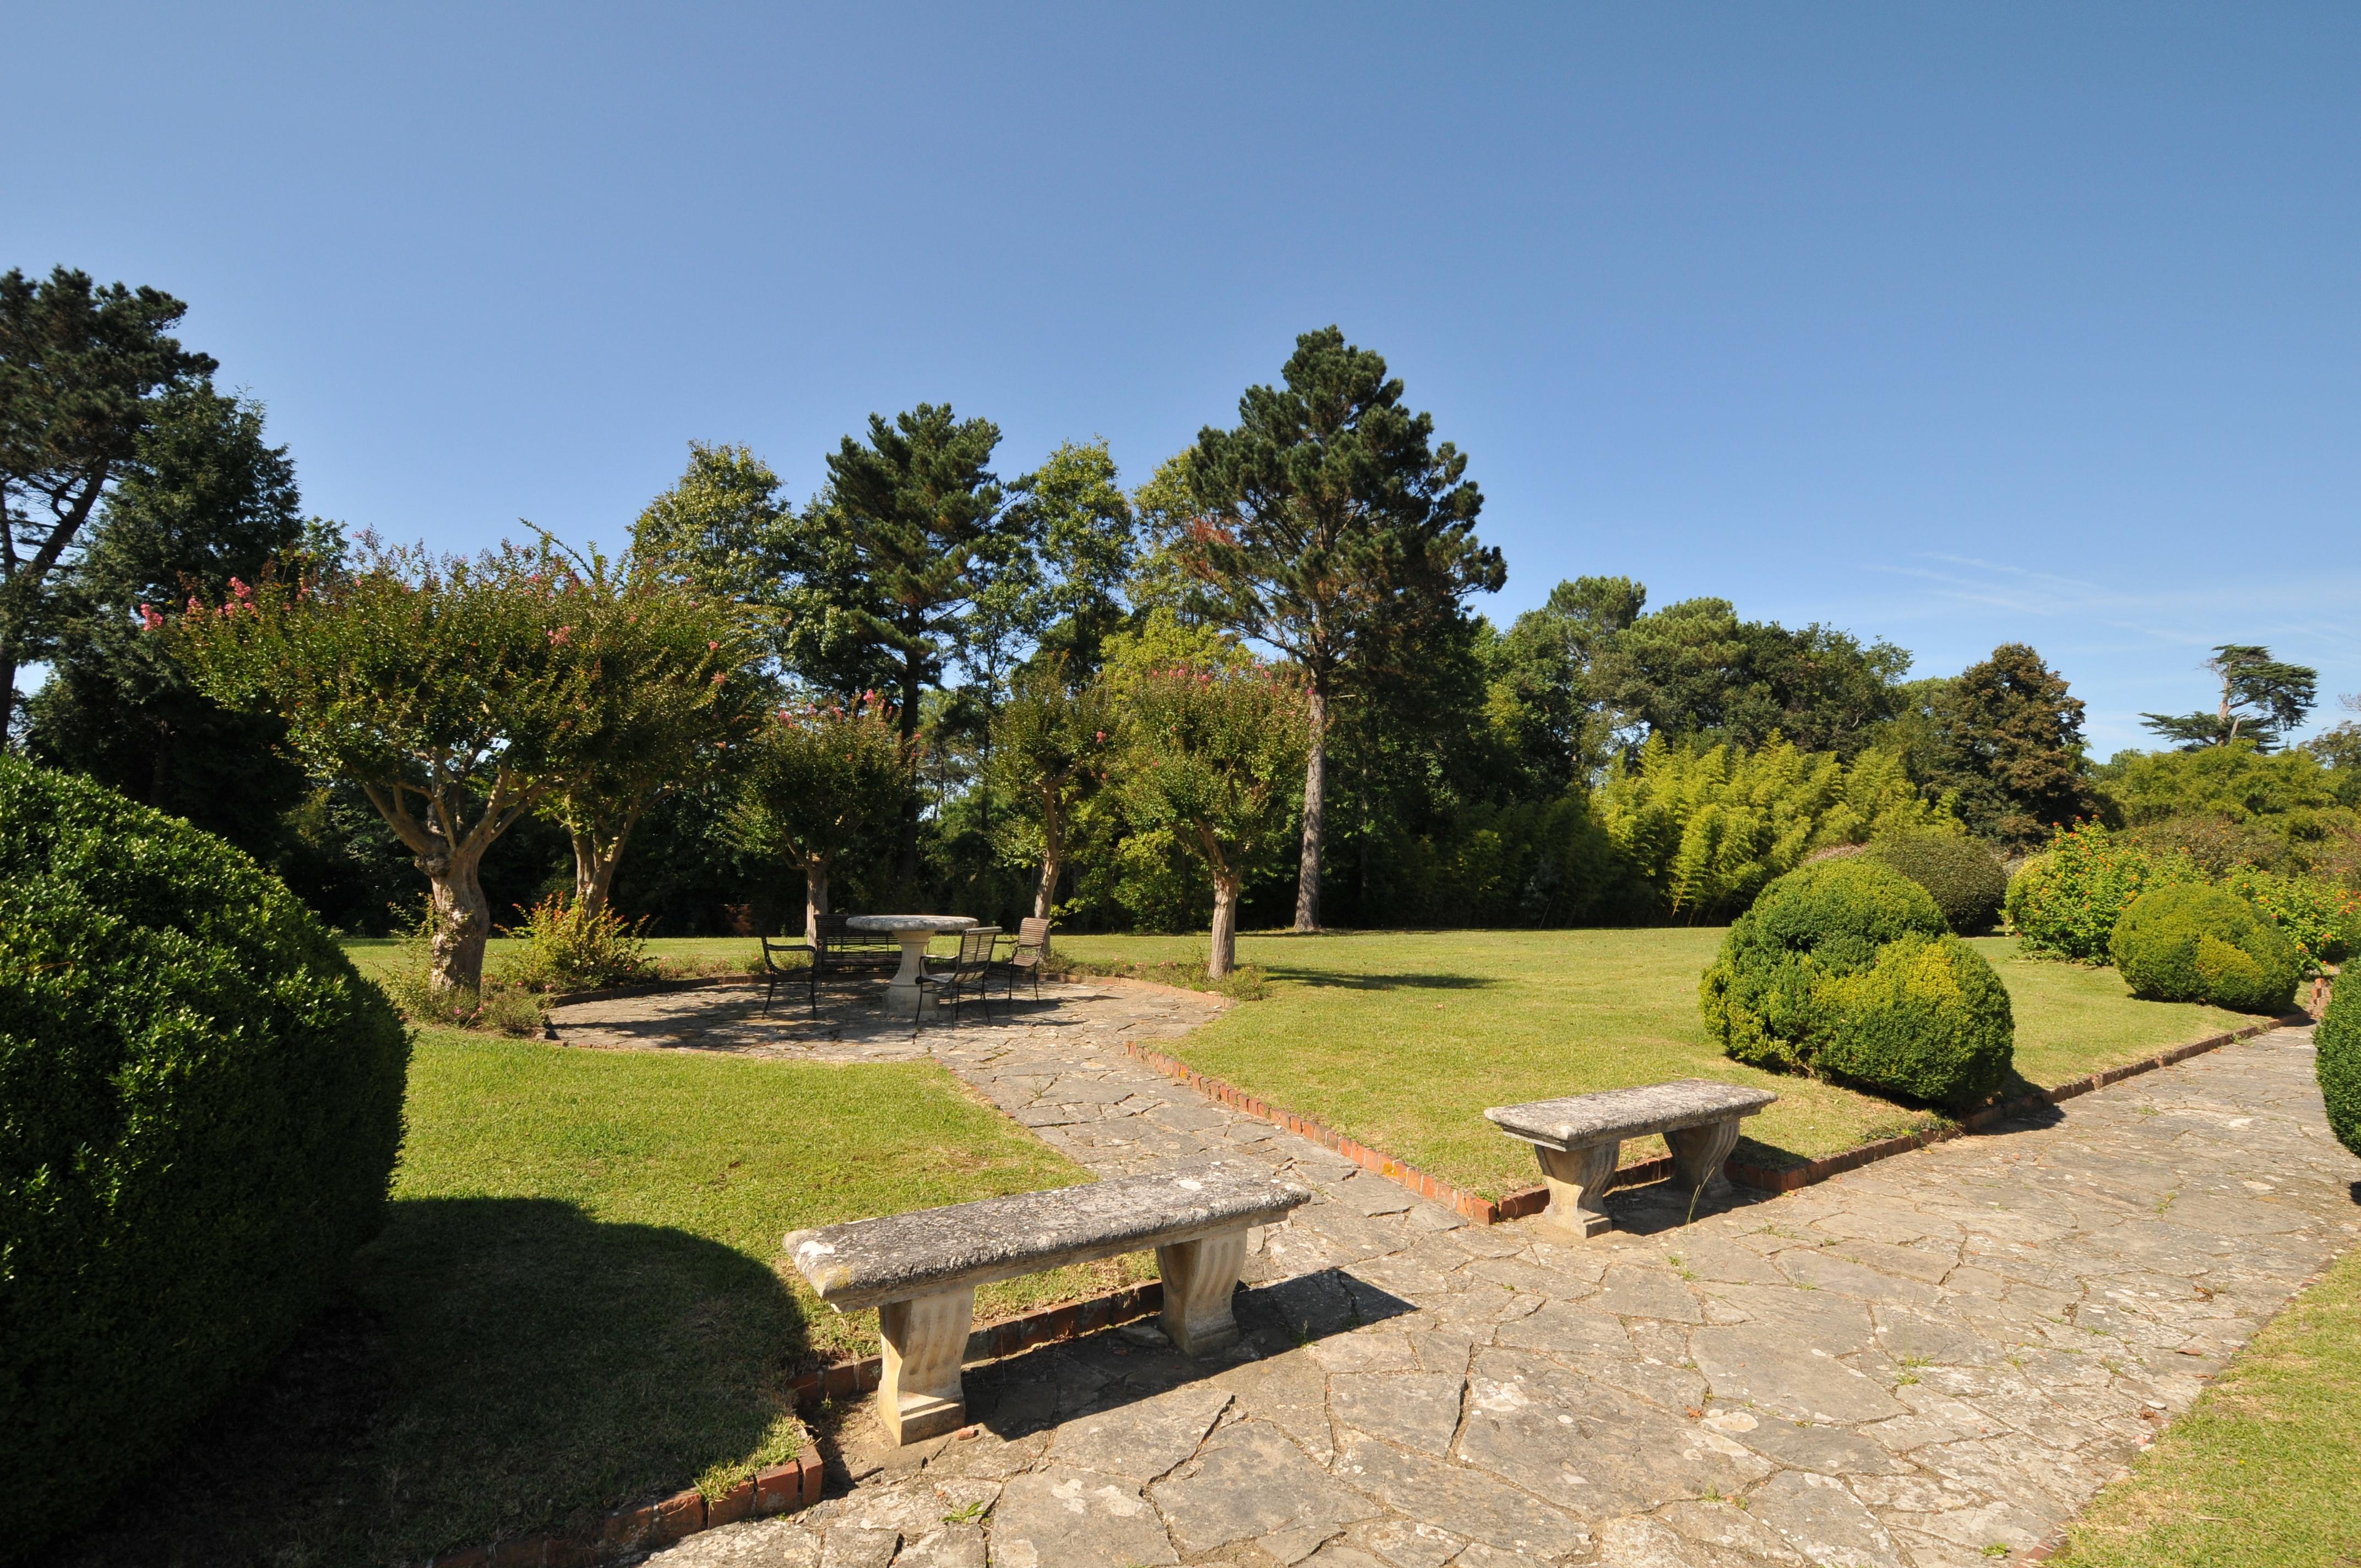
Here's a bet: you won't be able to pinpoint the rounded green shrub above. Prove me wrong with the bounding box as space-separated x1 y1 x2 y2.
2318 975 2360 1159
1864 832 2009 934
0 756 410 1554
1809 933 2015 1106
1704 858 2010 1106
2005 823 2200 961
2108 883 2301 1014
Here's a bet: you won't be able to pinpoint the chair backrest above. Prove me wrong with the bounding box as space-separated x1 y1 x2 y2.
1014 917 1051 956
759 933 798 972
812 912 851 949
958 926 999 966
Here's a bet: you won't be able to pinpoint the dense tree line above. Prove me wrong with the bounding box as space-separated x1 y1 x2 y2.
9 269 2357 951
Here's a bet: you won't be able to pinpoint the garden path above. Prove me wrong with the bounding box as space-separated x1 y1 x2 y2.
556 989 2359 1568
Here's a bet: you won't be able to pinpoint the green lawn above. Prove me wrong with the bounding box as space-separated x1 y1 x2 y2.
1051 929 2256 1198
57 1017 1134 1566
2054 1244 2361 1566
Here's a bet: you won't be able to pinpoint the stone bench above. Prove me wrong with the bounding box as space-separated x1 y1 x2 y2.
785 1162 1312 1444
1485 1079 1777 1239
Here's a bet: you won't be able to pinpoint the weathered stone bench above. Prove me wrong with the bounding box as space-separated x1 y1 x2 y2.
785 1162 1311 1444
1485 1079 1777 1239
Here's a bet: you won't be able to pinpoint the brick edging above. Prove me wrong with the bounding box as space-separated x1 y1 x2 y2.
428 1418 822 1567
1124 1017 2299 1222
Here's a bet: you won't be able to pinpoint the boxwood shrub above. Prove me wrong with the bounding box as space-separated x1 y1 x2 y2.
1702 858 2012 1107
2108 882 2301 1014
1864 832 2009 934
2318 976 2360 1159
0 757 410 1554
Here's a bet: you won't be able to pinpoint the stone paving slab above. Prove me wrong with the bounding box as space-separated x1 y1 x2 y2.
569 990 2361 1567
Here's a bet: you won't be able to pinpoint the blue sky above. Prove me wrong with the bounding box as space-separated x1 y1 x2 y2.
10 3 2357 753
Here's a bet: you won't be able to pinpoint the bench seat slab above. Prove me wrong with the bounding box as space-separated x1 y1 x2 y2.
786 1162 1310 1311
1484 1078 1776 1152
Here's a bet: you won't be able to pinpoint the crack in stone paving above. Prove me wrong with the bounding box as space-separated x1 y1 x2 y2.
570 985 2359 1567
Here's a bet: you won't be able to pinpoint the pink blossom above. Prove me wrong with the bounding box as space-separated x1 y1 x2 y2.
707 641 719 651
138 603 164 631
549 625 573 645
229 576 252 601
710 672 726 685
1095 730 1107 742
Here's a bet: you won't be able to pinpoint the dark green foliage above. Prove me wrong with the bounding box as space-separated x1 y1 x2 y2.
2318 976 2361 1159
1865 833 2008 933
1891 644 2106 848
1701 859 2011 1107
0 757 410 1553
2141 644 2319 752
2109 883 2302 1013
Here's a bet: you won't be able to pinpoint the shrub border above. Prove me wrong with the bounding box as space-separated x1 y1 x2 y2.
1120 1016 2304 1221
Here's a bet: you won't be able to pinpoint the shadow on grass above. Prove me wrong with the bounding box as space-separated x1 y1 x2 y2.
37 1197 806 1568
1257 966 1500 992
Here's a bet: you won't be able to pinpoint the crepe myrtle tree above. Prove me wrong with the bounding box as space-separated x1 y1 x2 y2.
1116 661 1309 978
732 693 909 939
532 546 764 918
175 538 740 992
987 656 1118 919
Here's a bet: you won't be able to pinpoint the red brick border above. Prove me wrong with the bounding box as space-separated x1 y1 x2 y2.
427 1419 822 1568
1124 1016 2297 1221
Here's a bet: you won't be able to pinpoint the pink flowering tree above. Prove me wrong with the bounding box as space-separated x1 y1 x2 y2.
986 656 1118 919
1114 662 1308 976
732 695 909 938
173 538 742 992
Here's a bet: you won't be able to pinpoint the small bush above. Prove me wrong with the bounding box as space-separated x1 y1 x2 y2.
2109 883 2302 1014
1703 859 2010 1106
1809 933 2016 1106
496 892 655 992
2005 823 2201 961
2218 869 2360 975
2318 976 2360 1159
0 757 410 1554
1864 832 2009 933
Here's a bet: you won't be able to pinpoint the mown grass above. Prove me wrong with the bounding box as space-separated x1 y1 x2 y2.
2053 1243 2361 1567
1049 928 2256 1197
50 1017 1138 1567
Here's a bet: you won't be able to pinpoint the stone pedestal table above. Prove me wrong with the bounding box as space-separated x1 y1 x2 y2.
847 914 977 1020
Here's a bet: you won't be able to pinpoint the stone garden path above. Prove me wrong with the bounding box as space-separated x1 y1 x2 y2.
556 983 2360 1567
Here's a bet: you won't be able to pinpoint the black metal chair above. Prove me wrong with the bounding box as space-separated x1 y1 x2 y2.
813 913 901 979
918 926 1000 1028
990 917 1052 1009
758 932 817 1016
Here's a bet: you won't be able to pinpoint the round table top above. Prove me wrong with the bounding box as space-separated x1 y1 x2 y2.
844 913 977 935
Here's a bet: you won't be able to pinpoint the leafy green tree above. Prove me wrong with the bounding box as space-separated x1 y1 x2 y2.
1 267 216 733
1481 575 1646 792
732 695 909 937
1183 326 1503 931
814 404 1013 883
1005 439 1138 671
532 547 763 917
175 541 713 992
1116 661 1308 976
24 387 327 852
987 657 1117 918
2142 644 2319 750
1896 644 2104 848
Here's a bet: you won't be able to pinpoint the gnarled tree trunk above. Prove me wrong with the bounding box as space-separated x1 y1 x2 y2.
1208 872 1242 978
1033 788 1065 921
804 858 831 941
1294 682 1326 933
569 813 641 921
420 840 493 993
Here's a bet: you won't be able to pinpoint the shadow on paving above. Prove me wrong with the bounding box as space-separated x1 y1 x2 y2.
36 1197 806 1568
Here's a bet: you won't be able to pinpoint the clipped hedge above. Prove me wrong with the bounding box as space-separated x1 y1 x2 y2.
2109 882 2301 1014
2005 823 2202 961
1702 859 2013 1107
1864 832 2009 934
0 757 410 1555
2319 976 2360 1159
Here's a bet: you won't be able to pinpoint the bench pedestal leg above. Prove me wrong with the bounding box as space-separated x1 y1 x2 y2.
1157 1231 1247 1356
1533 1142 1618 1239
1666 1117 1740 1199
878 1287 974 1445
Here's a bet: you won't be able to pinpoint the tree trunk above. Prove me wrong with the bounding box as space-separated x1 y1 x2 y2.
1034 791 1064 921
896 661 924 891
0 646 17 741
423 845 492 993
804 858 831 940
570 816 639 920
1208 873 1242 978
1294 682 1327 932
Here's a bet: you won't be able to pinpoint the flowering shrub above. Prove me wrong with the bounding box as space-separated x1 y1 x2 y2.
731 694 908 938
2004 823 2201 961
2217 869 2360 975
